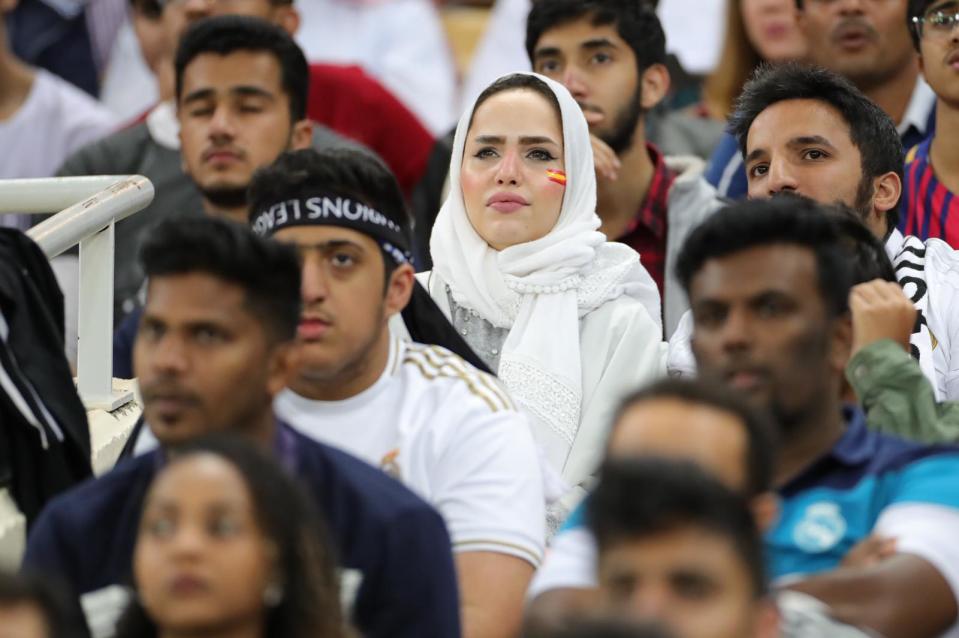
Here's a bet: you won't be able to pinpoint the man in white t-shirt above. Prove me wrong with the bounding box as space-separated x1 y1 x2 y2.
0 0 115 216
248 147 546 638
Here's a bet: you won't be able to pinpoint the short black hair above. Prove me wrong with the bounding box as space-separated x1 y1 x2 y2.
729 63 904 234
139 217 301 343
588 458 767 598
612 378 778 497
0 571 84 638
829 204 898 284
907 0 944 50
174 15 309 122
526 0 666 72
248 148 412 281
676 195 854 319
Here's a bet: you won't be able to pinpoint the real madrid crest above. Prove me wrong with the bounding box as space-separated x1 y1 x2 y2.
793 502 847 554
379 448 402 480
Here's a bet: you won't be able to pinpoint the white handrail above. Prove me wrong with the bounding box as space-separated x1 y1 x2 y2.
27 177 154 258
0 175 157 410
0 176 133 215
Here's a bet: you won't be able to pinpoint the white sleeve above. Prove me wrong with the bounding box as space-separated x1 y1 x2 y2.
527 527 598 598
924 240 959 400
875 502 959 612
569 300 667 490
667 310 697 378
433 398 546 567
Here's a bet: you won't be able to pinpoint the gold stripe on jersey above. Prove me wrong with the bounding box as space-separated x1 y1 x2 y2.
419 345 514 411
403 344 514 413
403 356 498 412
413 344 515 411
453 539 543 567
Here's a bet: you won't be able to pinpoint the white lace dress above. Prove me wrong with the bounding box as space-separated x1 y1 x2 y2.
421 271 667 520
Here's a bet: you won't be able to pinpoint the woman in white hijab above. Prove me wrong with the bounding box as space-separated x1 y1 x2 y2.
422 72 666 513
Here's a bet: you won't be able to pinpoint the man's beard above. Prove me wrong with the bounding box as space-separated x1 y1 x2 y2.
200 184 250 211
598 87 644 155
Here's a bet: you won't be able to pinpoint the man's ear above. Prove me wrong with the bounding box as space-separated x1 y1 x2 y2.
274 5 300 36
872 170 902 219
384 263 415 319
290 119 313 151
830 314 854 376
266 341 299 398
639 63 670 111
0 0 19 14
750 492 781 533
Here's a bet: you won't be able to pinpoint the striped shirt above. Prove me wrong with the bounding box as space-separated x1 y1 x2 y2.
902 138 959 248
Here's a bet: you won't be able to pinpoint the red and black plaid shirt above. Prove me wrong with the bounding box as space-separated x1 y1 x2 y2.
615 144 676 297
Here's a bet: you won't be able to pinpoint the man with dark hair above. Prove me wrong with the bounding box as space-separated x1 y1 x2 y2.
23 218 461 638
56 0 432 325
110 15 318 378
676 197 959 638
901 1 959 247
706 0 934 200
174 16 313 224
527 377 784 631
587 458 778 638
525 0 722 332
729 63 959 404
245 147 545 638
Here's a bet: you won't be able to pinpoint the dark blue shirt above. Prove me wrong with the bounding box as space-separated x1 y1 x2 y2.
23 423 461 638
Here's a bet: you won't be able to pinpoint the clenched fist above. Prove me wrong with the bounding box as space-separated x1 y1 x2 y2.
849 279 917 357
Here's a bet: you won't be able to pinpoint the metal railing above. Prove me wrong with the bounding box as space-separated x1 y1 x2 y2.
0 176 155 411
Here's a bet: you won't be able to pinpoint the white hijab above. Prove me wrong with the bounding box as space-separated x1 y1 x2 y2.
430 72 661 477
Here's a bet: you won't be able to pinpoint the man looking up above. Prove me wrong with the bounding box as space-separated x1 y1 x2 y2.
526 0 721 332
676 197 959 638
248 148 546 638
23 218 461 638
901 1 959 247
705 0 934 200
730 62 959 403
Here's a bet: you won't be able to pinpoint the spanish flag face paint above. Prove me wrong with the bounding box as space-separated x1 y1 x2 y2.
546 168 567 186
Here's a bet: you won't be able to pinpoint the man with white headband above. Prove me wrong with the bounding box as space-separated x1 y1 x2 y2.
250 147 548 638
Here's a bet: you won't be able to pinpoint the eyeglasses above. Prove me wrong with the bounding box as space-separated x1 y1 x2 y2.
912 6 959 39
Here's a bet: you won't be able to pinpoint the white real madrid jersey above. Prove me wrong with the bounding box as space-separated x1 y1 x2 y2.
274 337 546 567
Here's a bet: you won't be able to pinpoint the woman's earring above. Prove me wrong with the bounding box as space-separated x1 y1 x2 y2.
263 581 284 607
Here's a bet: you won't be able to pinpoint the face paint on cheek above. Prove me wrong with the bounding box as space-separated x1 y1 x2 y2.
546 169 567 186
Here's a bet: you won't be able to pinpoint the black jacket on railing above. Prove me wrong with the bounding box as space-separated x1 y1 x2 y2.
0 228 91 525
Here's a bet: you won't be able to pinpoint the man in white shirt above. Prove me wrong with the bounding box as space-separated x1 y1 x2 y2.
0 0 115 208
731 62 959 402
248 147 546 638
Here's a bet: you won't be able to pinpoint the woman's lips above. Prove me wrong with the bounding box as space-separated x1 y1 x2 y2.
486 192 529 213
168 574 211 596
488 201 527 213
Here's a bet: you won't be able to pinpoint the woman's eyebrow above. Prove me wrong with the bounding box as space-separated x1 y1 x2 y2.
472 134 559 146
